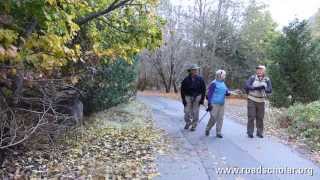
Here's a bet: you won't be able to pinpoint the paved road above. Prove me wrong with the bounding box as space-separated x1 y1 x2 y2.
138 95 320 180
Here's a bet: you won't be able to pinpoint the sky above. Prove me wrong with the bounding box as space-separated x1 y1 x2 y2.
170 0 320 27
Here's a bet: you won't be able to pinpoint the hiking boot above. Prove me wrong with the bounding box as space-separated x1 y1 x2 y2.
248 134 254 138
184 124 190 130
205 130 210 136
216 134 223 138
257 134 264 138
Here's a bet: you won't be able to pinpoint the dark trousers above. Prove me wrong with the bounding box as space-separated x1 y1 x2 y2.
247 99 265 136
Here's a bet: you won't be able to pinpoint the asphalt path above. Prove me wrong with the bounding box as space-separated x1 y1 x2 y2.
138 95 320 180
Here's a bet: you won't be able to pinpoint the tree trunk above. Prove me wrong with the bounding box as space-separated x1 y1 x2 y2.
165 86 170 93
173 81 178 93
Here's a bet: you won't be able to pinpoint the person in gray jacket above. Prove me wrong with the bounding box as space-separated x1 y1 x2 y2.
245 65 272 138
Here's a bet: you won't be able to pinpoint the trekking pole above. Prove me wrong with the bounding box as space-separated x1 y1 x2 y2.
265 100 273 124
198 109 209 124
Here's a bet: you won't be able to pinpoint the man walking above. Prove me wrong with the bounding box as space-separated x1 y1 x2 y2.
245 65 272 138
181 64 206 131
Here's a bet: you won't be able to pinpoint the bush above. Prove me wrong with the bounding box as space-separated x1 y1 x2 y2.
79 58 138 114
268 20 320 107
287 101 320 150
268 64 292 107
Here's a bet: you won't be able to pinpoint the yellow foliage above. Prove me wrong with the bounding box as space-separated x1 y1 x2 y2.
0 29 18 48
46 0 57 6
1 0 163 75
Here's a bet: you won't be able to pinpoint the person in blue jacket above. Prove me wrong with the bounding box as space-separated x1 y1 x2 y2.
205 70 230 138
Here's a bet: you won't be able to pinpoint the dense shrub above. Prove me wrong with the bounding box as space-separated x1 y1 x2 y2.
287 101 320 150
79 58 138 114
268 20 320 107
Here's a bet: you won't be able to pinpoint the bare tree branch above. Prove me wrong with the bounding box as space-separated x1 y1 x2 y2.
76 0 133 25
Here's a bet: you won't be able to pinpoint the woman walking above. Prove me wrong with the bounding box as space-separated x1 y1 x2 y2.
205 70 230 138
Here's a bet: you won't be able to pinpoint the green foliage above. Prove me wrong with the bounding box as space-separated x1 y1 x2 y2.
0 0 163 73
269 19 320 107
288 101 320 150
226 0 279 88
0 29 18 48
0 0 163 112
79 58 138 114
239 0 279 65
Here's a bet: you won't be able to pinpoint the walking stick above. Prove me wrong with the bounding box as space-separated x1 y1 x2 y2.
198 110 209 124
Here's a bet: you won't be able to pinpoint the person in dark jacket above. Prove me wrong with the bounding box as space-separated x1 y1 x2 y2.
245 65 272 138
181 64 206 131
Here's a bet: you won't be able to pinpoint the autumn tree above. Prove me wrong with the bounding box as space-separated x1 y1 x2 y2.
0 0 163 150
138 0 279 91
139 1 187 93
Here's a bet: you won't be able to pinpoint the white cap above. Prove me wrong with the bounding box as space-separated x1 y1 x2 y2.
216 69 226 80
256 65 266 70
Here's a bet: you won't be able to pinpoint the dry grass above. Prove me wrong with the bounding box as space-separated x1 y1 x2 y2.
138 90 245 101
138 90 181 100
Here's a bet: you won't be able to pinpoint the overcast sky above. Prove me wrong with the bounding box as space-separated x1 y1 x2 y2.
170 0 320 27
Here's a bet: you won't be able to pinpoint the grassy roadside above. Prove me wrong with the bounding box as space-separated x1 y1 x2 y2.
1 100 166 179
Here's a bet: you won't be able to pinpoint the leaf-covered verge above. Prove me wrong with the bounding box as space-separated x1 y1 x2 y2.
287 101 320 151
0 100 168 179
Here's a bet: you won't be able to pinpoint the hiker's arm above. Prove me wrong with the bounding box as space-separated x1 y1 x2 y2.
225 87 231 96
265 79 272 94
200 79 206 104
245 76 255 92
181 80 186 104
207 83 216 104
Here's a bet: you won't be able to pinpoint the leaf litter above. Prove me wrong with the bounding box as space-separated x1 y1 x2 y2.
1 100 168 179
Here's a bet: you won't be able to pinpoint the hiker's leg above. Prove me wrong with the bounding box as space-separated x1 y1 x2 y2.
256 102 265 136
206 108 217 132
184 96 192 126
216 105 225 135
247 99 256 136
191 95 201 128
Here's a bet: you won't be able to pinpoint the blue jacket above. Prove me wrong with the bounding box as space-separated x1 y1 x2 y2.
207 80 230 105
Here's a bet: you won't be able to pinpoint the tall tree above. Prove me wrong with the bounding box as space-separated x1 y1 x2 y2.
140 1 185 93
239 0 278 65
310 8 320 38
269 20 320 107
